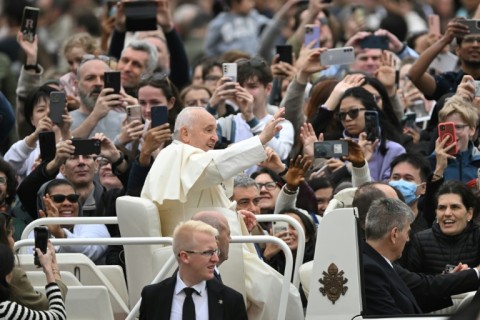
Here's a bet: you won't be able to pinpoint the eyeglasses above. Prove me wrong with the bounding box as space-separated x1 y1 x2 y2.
455 124 470 131
236 57 268 68
80 54 111 67
336 108 366 121
140 72 168 83
237 198 261 208
50 194 80 204
0 176 6 185
97 157 109 167
183 248 220 257
463 36 480 44
185 98 210 107
257 182 278 191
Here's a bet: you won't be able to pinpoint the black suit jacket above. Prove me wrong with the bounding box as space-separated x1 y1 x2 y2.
139 273 248 320
395 263 480 313
363 243 422 316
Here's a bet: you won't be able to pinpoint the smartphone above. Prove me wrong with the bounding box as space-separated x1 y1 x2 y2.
403 113 417 129
124 1 158 31
428 14 440 35
429 52 459 74
276 45 293 64
304 24 320 48
320 47 355 66
222 63 237 83
151 105 168 128
411 100 428 118
21 6 40 43
49 91 66 125
39 131 56 162
272 221 289 235
34 227 49 267
475 81 480 97
444 264 456 274
71 139 101 156
460 19 480 34
438 122 458 155
106 0 117 17
127 105 142 123
364 110 380 142
314 140 349 158
359 35 389 50
104 71 121 94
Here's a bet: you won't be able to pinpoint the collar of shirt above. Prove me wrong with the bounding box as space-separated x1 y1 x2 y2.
175 273 207 296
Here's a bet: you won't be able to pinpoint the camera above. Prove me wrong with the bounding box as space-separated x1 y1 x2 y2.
314 140 348 158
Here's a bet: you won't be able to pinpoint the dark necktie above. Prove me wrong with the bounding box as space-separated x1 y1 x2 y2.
214 270 223 283
183 287 196 320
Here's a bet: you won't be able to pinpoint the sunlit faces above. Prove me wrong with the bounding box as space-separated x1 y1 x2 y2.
30 97 50 128
338 96 366 136
184 88 211 108
117 47 149 90
97 160 123 190
47 184 80 219
60 155 98 187
314 187 333 216
183 231 220 283
436 193 473 236
65 46 87 74
138 85 175 120
232 186 261 215
351 49 382 75
254 173 280 211
76 59 110 111
180 110 218 151
444 113 475 152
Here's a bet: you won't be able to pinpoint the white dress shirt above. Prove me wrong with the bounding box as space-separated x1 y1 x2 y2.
171 273 209 320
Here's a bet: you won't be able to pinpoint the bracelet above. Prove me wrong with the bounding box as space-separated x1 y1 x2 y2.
278 166 288 177
111 151 125 168
283 185 298 195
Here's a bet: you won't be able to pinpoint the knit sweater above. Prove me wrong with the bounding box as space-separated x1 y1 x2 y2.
0 282 66 319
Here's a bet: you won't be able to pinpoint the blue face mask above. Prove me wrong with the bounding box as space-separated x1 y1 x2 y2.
389 179 419 205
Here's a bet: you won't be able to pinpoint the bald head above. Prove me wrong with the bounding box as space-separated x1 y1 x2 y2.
173 107 218 151
192 211 231 264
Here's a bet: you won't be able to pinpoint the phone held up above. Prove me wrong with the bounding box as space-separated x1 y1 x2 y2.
364 110 380 142
34 227 49 267
71 139 101 156
21 6 40 43
314 140 349 158
438 122 458 156
151 105 169 128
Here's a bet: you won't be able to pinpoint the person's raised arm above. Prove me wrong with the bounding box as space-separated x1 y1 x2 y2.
408 18 468 98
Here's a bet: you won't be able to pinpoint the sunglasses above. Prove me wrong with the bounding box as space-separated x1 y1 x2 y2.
236 57 268 68
50 194 80 204
140 72 169 83
336 108 366 121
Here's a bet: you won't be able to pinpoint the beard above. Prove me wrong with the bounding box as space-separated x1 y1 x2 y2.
78 86 102 111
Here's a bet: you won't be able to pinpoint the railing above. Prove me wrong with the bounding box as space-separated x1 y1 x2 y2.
256 214 305 289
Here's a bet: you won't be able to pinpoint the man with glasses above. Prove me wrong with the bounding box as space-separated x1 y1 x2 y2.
139 220 247 320
70 56 127 140
408 18 480 101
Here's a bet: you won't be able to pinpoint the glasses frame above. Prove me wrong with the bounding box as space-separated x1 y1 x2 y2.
257 182 279 191
50 194 80 204
183 248 221 257
336 108 366 121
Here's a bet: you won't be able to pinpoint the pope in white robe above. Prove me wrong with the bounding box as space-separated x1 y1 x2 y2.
140 107 303 319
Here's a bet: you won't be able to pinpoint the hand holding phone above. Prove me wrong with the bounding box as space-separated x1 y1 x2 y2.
304 24 320 48
359 35 389 50
21 6 40 43
320 47 355 66
39 131 56 162
49 91 66 125
71 139 101 156
276 45 293 64
428 15 440 35
34 227 49 267
127 105 142 123
314 141 349 158
272 221 289 236
438 122 458 155
104 71 121 95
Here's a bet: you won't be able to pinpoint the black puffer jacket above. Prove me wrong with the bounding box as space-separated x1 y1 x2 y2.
401 222 480 274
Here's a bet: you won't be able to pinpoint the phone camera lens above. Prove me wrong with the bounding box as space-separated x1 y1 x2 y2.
440 125 445 130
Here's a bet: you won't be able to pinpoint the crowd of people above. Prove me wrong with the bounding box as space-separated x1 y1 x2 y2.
1 0 480 318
